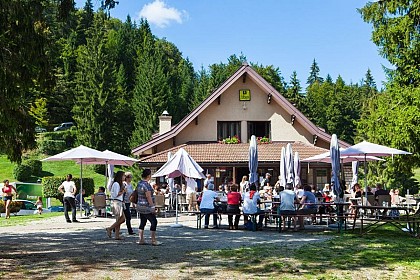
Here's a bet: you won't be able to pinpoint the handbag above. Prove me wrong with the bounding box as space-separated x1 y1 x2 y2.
129 190 138 203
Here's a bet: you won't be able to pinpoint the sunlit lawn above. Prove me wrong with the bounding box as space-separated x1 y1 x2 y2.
0 212 63 227
200 226 420 279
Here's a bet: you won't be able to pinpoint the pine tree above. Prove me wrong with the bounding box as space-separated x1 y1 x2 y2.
130 20 169 147
73 12 117 150
307 59 324 85
285 71 305 112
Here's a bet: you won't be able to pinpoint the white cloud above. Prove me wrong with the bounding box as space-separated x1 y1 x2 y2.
138 0 187 28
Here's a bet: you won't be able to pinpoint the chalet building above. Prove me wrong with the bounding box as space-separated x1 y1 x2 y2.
132 63 350 189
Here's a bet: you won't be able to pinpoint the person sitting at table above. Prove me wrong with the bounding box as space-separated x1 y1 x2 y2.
242 183 264 230
297 184 317 229
92 186 107 216
353 183 362 198
199 183 219 229
75 189 91 216
279 183 299 231
226 184 242 230
374 183 389 198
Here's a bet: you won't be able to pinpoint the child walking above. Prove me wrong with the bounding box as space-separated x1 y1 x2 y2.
35 197 43 215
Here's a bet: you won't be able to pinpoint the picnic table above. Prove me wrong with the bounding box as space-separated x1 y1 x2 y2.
352 205 419 237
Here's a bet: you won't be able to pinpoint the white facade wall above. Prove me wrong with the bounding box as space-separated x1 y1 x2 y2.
176 78 312 145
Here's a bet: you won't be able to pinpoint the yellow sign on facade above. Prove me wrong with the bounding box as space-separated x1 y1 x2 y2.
239 89 251 101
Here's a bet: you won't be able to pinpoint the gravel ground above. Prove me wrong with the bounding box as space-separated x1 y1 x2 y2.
0 214 331 279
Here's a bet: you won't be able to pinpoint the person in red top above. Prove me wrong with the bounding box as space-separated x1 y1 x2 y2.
2 180 17 219
226 184 242 230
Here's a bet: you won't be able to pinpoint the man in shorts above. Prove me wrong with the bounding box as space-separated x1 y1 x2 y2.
185 177 199 213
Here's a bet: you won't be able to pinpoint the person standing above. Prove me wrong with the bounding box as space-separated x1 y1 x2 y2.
239 175 249 193
123 172 135 235
106 171 126 240
137 169 161 246
58 174 78 223
227 184 242 230
185 177 199 212
2 180 17 219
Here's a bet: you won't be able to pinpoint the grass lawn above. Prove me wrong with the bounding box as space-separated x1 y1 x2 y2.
0 212 62 227
200 227 420 279
0 154 110 188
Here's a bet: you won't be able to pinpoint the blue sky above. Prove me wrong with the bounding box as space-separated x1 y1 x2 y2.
77 0 389 88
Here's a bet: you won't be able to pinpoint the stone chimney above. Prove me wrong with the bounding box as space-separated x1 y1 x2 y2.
159 110 172 135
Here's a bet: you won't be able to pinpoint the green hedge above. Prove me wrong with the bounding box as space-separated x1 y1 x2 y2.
0 201 22 213
38 140 67 155
42 176 95 202
24 159 42 176
37 130 76 155
13 164 32 181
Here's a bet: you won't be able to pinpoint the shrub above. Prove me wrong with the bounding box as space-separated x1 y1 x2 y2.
0 201 21 213
38 140 67 155
37 129 76 155
13 164 32 182
42 176 95 202
24 159 42 176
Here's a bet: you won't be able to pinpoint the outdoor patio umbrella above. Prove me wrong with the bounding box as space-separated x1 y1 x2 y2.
285 143 294 187
152 148 205 179
42 145 110 216
248 135 259 187
340 141 411 202
78 149 139 190
301 150 383 163
351 161 359 191
152 148 205 227
330 134 341 198
294 151 301 188
279 147 287 187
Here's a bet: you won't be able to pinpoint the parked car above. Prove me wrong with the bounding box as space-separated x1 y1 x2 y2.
53 122 74 131
35 126 47 133
12 199 51 215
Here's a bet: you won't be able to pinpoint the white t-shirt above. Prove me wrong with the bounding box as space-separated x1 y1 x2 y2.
280 190 296 211
242 191 260 214
110 182 123 201
62 181 76 198
200 190 217 209
185 177 197 194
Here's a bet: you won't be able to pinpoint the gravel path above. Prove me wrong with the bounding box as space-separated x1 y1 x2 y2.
0 214 331 279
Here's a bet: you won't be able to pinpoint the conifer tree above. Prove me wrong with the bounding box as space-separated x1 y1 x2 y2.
307 59 324 85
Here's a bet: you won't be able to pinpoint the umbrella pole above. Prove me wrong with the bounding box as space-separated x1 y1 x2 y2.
80 159 83 217
364 154 367 206
170 177 183 228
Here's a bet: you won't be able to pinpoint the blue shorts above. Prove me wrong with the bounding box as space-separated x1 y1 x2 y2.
278 210 296 215
2 195 12 201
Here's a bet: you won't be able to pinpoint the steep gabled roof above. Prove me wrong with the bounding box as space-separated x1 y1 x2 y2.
132 64 349 155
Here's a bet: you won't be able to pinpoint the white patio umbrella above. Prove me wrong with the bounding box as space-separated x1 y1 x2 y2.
294 152 301 188
285 143 294 187
279 147 287 187
351 161 359 191
301 150 383 163
76 149 139 194
152 148 205 227
341 141 411 202
330 134 341 198
42 145 110 216
248 135 259 187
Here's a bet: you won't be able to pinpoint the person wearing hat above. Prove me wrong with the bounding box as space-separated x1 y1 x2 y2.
199 183 219 229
